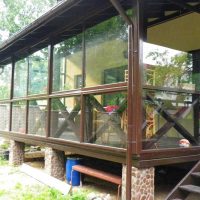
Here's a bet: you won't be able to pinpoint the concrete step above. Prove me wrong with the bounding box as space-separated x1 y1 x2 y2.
191 172 200 178
179 185 200 195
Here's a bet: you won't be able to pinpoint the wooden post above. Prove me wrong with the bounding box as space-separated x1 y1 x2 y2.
192 50 200 142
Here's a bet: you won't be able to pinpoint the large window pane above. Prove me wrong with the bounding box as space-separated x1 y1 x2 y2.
12 101 26 133
143 43 193 90
53 35 82 92
14 58 28 97
142 90 195 149
84 92 127 148
143 12 200 91
0 64 11 100
28 99 47 136
142 2 200 150
50 96 81 141
85 15 128 87
0 103 10 131
28 48 48 95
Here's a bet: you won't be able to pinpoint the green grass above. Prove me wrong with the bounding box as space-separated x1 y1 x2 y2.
0 160 91 200
0 189 7 197
0 156 8 166
11 184 90 200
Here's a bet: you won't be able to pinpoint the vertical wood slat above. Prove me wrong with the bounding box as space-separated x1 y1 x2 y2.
126 24 134 200
9 56 15 131
25 56 30 134
126 1 142 199
25 100 29 134
80 94 85 142
46 44 54 138
192 51 200 142
80 27 86 142
133 0 142 155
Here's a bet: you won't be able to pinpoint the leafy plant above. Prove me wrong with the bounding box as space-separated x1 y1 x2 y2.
0 156 8 166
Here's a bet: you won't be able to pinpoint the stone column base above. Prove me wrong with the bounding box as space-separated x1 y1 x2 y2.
45 147 65 180
122 165 154 200
9 140 24 166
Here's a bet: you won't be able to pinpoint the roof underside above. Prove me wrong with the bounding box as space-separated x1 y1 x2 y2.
0 0 199 65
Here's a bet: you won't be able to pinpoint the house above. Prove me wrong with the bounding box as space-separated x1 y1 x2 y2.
0 0 200 199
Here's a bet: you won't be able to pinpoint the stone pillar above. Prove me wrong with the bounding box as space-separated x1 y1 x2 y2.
45 147 65 180
9 140 25 166
122 165 154 200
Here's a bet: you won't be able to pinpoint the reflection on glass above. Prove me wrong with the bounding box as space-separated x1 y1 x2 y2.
28 99 47 136
14 58 28 97
0 103 10 131
85 15 128 87
143 42 194 90
50 96 81 141
85 92 127 148
12 101 26 133
142 90 195 149
28 48 48 95
0 64 11 100
53 35 82 92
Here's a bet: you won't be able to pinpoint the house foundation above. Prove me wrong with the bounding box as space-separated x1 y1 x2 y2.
45 147 65 180
9 140 25 166
122 165 154 200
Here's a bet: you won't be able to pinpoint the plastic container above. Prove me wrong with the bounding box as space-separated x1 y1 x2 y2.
66 157 81 186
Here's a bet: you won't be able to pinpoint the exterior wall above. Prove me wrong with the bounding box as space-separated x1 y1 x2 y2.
122 165 154 200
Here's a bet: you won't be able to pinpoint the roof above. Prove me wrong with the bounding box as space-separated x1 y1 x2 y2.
0 0 132 65
0 0 199 65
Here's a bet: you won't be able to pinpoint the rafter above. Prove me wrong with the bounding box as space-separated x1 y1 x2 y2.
169 0 200 13
109 0 132 25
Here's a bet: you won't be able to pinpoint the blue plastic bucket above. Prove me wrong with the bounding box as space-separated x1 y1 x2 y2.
66 157 81 186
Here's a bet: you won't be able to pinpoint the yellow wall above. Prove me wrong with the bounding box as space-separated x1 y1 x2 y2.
148 13 200 52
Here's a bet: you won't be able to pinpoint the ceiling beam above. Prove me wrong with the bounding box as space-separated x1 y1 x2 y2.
109 0 132 25
169 0 200 13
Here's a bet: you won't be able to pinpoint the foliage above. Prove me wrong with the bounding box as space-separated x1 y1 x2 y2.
0 141 9 150
0 0 57 41
0 156 8 166
146 50 192 87
13 185 89 200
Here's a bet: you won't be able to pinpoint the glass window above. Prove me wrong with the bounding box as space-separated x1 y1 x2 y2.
28 99 47 136
0 103 10 131
85 15 128 87
84 92 127 148
53 35 82 92
14 58 28 97
28 48 48 95
142 90 195 149
142 2 200 150
143 12 200 91
12 101 26 133
50 96 81 141
0 64 11 100
143 43 193 90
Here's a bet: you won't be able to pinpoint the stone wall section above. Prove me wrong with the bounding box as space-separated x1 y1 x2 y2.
122 165 154 200
9 140 25 166
45 147 65 180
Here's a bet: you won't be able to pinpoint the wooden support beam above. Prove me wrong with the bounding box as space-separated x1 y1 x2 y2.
192 51 200 142
109 0 133 25
54 103 81 138
169 0 200 13
144 99 198 149
147 94 198 145
86 95 127 145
